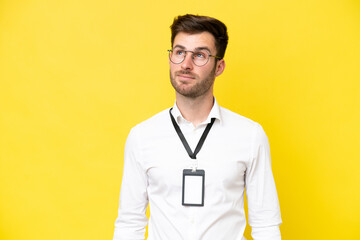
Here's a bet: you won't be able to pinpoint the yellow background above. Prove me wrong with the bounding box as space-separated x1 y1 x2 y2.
1 0 359 239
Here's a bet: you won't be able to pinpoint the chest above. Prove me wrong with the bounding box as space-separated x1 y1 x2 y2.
139 128 251 194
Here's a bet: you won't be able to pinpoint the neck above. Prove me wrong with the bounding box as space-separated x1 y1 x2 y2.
175 91 214 127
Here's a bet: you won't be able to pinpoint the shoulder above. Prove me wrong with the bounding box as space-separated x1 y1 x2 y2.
219 106 268 141
129 108 172 138
219 106 262 130
219 106 270 153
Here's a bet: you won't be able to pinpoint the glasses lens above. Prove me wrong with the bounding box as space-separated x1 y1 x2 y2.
192 51 209 66
168 49 211 66
170 49 185 64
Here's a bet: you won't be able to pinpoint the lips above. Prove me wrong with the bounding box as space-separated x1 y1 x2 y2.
178 74 195 79
176 71 196 80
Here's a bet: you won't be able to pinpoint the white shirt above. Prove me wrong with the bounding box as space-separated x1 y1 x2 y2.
113 99 282 240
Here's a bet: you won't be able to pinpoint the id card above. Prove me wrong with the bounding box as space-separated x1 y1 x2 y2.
182 169 205 207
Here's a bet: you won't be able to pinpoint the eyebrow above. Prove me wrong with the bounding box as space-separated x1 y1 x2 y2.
173 45 211 53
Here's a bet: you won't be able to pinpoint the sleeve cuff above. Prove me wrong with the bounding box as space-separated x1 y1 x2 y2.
251 225 281 240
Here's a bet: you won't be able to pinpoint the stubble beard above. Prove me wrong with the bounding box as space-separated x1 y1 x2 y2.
170 66 216 99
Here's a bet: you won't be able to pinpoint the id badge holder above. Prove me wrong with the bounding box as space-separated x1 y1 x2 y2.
182 169 205 207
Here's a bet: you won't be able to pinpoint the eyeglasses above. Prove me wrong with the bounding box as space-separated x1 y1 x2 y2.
168 48 221 67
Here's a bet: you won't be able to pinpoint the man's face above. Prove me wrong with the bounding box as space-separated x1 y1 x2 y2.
169 32 224 98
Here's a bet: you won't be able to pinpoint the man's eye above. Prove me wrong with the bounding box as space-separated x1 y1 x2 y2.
194 52 205 58
175 50 185 55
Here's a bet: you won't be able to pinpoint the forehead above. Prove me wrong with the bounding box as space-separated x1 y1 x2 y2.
173 32 216 52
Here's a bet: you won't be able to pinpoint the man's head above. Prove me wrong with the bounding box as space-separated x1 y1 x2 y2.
170 14 228 59
169 14 228 99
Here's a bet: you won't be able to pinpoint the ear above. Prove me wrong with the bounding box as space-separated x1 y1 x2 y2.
215 59 225 77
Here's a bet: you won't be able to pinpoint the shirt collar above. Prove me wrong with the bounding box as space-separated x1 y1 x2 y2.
171 97 222 126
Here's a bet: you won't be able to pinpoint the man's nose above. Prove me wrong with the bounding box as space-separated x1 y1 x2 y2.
181 53 194 70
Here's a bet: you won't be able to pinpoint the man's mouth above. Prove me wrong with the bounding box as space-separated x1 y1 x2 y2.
178 74 195 79
176 71 196 80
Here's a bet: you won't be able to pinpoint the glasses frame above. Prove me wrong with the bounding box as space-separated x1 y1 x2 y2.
168 49 221 67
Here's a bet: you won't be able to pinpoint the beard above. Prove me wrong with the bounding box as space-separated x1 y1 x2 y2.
170 65 216 98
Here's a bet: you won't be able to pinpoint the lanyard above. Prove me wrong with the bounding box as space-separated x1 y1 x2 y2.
169 108 215 159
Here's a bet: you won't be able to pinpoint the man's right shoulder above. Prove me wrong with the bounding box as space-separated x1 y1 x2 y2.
129 108 172 137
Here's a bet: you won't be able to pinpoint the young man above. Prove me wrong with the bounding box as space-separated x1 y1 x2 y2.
113 14 282 240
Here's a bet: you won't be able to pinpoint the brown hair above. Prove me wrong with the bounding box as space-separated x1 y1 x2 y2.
170 14 228 59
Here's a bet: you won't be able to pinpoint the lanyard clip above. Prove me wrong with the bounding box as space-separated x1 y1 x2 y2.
191 161 197 172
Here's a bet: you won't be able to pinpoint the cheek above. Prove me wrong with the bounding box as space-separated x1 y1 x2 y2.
169 63 180 73
169 65 177 78
201 66 214 76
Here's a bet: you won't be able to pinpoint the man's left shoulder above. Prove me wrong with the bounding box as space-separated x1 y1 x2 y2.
219 106 262 130
219 106 268 143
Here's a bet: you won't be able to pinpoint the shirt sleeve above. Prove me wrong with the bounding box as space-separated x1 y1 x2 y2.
245 123 282 240
113 128 149 240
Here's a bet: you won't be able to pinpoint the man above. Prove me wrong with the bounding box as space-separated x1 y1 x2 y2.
113 14 282 240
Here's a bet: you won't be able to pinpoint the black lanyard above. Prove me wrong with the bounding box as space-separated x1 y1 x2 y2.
169 108 215 159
